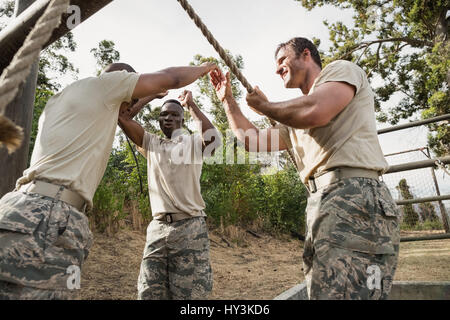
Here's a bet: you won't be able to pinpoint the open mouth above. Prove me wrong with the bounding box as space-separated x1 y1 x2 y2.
281 70 288 80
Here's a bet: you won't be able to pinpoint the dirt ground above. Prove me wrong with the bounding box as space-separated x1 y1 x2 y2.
78 227 450 300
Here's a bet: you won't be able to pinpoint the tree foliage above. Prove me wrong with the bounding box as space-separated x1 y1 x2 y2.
297 0 449 156
90 40 121 75
396 178 419 227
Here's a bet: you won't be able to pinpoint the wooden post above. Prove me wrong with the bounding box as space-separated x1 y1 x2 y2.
426 147 450 233
0 0 39 198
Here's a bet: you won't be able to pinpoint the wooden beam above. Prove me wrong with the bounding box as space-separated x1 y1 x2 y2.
0 0 113 73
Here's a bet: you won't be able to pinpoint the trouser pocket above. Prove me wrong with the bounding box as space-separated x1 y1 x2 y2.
0 192 48 264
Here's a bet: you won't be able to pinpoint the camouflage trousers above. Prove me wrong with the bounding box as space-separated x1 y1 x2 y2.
137 216 213 300
303 177 401 300
0 191 93 300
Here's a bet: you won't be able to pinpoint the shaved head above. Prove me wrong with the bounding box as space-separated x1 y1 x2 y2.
161 99 184 118
103 62 136 73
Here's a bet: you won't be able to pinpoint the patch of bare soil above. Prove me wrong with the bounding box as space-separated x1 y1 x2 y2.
78 227 450 300
78 226 304 300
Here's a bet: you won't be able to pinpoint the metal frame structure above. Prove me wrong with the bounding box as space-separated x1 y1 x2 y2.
379 115 450 240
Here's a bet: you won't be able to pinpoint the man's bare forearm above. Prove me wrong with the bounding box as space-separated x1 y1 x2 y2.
186 101 215 134
223 96 259 136
223 96 288 152
186 100 219 150
163 65 212 89
127 96 154 119
133 64 216 99
118 117 145 147
255 95 318 129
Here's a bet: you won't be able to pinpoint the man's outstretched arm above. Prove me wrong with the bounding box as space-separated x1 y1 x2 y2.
132 63 218 99
245 82 355 129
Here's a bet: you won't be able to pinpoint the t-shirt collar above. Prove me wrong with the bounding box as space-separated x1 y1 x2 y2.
169 128 188 141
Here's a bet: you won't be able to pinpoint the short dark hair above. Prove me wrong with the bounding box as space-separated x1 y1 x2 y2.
275 37 322 69
161 99 184 116
103 62 136 73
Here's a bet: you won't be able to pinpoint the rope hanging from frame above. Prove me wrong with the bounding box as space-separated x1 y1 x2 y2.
176 0 297 169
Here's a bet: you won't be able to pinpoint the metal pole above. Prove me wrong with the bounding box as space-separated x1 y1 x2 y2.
401 233 450 242
385 156 450 174
396 194 450 206
426 147 450 233
0 0 39 198
377 114 450 134
384 147 427 158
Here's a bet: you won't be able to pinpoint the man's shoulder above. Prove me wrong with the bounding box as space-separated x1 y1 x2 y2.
323 60 365 76
62 76 100 92
98 70 139 83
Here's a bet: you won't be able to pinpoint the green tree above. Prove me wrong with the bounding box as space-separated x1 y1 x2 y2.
90 40 121 75
418 201 438 222
296 0 449 156
0 0 14 28
396 178 419 227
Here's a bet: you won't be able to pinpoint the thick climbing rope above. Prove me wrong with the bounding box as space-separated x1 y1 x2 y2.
0 0 70 153
176 0 297 168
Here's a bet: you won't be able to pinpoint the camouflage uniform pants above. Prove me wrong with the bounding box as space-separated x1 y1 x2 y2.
137 216 212 300
303 177 401 300
0 191 93 300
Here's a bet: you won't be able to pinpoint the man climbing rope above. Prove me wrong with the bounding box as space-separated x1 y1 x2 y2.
118 89 220 300
0 61 218 300
210 37 401 300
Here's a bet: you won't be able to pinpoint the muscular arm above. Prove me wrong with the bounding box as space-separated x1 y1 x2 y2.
119 116 145 147
223 96 288 152
210 69 288 152
118 113 145 148
132 63 217 99
127 92 167 119
246 81 356 129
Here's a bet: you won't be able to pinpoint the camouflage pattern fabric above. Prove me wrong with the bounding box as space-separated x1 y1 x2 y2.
137 216 212 300
0 280 76 300
302 177 401 300
0 190 93 299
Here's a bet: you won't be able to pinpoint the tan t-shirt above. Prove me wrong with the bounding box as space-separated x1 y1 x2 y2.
278 60 388 184
17 70 140 208
138 129 207 219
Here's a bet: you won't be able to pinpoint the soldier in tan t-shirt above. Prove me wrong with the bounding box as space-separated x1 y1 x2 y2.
0 62 218 300
210 37 401 300
118 90 220 300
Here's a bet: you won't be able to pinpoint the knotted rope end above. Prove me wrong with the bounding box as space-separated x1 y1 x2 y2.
0 115 24 154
